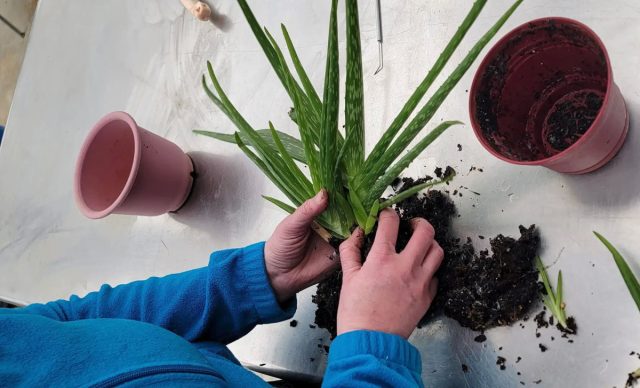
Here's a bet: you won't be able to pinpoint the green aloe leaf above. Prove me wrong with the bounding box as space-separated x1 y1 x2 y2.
359 0 523 191
366 121 462 207
268 122 314 196
344 0 365 178
319 0 340 192
594 232 640 312
193 129 307 164
379 172 456 210
281 24 322 113
363 0 488 172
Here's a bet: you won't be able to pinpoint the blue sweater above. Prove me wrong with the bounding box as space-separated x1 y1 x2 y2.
0 242 423 387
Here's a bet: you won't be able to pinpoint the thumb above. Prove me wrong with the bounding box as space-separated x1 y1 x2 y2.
285 189 328 232
339 228 364 274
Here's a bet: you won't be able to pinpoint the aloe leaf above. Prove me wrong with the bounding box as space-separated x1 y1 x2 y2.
234 134 302 206
268 122 314 196
594 232 640 312
363 0 488 171
364 200 379 234
379 173 455 210
194 129 307 164
359 0 523 190
366 121 462 206
535 256 557 306
319 0 340 192
281 24 322 112
557 270 564 307
207 63 310 203
344 0 365 177
262 195 296 214
349 188 369 229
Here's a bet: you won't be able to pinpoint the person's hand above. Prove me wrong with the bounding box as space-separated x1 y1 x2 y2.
336 209 443 338
265 190 338 304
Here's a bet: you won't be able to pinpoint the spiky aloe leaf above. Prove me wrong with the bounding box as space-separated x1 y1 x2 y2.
594 232 640 312
281 24 322 112
366 121 462 207
268 122 314 196
319 0 340 193
363 0 488 172
193 129 307 164
343 0 365 178
358 0 523 192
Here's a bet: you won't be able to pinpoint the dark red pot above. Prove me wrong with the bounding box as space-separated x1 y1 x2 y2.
469 17 629 174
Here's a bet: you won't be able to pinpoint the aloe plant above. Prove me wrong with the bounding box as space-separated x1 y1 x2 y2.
196 0 523 239
594 232 640 312
535 256 569 329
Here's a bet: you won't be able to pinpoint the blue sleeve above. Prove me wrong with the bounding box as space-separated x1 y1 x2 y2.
323 330 424 388
7 242 296 344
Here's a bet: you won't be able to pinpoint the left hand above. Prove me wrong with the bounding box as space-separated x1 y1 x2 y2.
265 190 339 304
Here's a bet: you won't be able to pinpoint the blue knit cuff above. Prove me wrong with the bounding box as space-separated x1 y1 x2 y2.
240 242 297 324
329 330 422 374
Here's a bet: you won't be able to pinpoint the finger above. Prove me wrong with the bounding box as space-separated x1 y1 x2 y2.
401 218 435 266
371 209 399 253
294 233 340 288
282 190 328 233
427 277 439 300
422 241 444 280
339 228 364 274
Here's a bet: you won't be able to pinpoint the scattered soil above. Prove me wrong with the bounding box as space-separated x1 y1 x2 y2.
496 356 507 370
539 344 548 352
313 172 541 338
474 334 487 343
461 364 469 373
289 320 297 327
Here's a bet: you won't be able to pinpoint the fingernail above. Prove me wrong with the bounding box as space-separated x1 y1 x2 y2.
314 189 327 204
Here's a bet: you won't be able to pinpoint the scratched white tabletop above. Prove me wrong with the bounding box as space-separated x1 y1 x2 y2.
1 1 639 386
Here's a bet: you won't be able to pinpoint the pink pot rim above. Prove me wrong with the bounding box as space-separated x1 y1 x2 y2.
469 17 614 166
74 111 142 219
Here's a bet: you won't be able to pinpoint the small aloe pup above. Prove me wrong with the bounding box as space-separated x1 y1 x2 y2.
196 0 524 239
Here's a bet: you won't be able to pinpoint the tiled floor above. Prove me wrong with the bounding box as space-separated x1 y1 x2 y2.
0 0 37 125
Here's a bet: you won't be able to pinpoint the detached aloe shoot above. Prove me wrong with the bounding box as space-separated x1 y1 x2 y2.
196 0 523 239
535 256 569 329
594 232 640 312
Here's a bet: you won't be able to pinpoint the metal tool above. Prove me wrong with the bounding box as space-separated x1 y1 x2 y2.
374 0 383 74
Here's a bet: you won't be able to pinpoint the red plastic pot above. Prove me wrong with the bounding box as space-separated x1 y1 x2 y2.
74 111 194 219
469 17 629 174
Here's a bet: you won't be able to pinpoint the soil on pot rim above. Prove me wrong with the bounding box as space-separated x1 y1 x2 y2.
313 174 541 338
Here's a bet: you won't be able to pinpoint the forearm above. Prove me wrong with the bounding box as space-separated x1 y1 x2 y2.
323 330 423 388
8 242 295 344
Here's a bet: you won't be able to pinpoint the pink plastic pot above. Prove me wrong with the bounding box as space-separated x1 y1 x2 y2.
74 111 194 219
469 18 629 174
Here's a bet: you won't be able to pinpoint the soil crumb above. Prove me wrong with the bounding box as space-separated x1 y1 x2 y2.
496 356 507 370
474 334 487 343
539 344 548 352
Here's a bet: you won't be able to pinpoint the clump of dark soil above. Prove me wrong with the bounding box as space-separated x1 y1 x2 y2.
313 173 541 338
544 90 603 151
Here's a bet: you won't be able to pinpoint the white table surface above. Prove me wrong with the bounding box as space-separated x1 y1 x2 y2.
1 1 639 386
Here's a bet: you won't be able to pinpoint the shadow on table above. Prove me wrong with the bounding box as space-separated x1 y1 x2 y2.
170 151 263 236
203 0 232 32
562 114 639 209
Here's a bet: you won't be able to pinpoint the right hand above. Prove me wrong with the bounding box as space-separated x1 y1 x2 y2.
336 209 444 339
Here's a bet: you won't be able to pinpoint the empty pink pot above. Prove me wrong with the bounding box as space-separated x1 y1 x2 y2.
74 111 194 219
469 18 629 174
